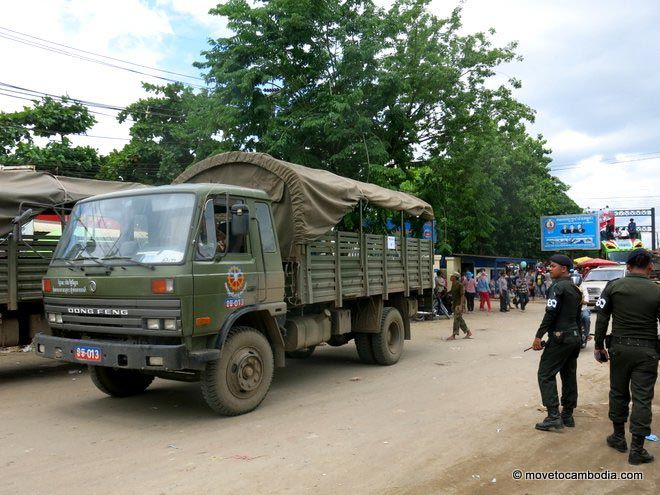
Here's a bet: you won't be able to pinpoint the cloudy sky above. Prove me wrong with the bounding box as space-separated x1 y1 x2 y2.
1 0 658 247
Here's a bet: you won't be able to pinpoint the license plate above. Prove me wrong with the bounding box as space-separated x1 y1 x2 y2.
73 345 102 362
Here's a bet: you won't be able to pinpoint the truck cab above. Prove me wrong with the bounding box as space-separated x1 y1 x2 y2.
34 184 286 412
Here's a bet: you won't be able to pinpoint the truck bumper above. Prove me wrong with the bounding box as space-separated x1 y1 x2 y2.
32 333 219 371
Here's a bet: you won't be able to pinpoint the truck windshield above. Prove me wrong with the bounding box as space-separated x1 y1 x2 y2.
53 193 196 265
584 269 625 282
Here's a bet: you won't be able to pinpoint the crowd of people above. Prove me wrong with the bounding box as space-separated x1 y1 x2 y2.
433 262 555 316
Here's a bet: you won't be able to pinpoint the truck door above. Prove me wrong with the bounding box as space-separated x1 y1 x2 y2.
192 195 260 336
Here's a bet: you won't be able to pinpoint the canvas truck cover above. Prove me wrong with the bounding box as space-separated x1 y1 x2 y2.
0 169 146 237
174 152 433 257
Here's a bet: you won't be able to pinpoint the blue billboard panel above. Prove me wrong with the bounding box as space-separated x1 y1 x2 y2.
540 213 599 251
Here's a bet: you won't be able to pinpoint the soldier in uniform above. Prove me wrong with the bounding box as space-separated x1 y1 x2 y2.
446 272 473 340
594 248 659 465
532 254 582 431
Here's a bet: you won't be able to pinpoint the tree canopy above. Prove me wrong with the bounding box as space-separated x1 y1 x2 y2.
194 0 579 256
0 96 101 176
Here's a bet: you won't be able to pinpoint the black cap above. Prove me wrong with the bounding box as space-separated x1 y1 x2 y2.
549 254 573 270
626 248 652 264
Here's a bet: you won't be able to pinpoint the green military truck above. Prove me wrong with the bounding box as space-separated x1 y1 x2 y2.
33 152 434 415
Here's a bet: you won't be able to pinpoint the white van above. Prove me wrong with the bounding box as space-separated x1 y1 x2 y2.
583 265 627 305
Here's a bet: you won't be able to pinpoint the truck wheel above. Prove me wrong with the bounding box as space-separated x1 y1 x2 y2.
371 307 404 365
354 333 376 364
285 346 316 359
89 366 154 397
201 326 274 416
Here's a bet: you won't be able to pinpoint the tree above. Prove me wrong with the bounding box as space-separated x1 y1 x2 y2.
98 83 223 184
197 0 579 256
0 96 101 176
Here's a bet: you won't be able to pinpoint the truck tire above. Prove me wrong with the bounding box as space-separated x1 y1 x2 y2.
354 333 376 364
201 326 274 416
285 346 316 359
89 366 154 397
371 307 404 365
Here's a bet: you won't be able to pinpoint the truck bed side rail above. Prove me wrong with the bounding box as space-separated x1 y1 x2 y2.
287 231 433 306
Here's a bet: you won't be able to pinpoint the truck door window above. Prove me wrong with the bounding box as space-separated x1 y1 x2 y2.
195 200 217 261
255 202 277 253
212 196 249 255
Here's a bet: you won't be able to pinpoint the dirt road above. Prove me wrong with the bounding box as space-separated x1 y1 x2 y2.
1 301 658 494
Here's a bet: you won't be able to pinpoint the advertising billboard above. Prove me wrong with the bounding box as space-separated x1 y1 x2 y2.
540 213 599 251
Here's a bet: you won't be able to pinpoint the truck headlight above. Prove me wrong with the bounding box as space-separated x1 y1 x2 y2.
163 319 177 331
48 313 63 324
146 319 161 330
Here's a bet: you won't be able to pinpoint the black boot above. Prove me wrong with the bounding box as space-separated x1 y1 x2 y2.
606 422 627 452
629 435 654 465
535 407 563 431
561 408 575 428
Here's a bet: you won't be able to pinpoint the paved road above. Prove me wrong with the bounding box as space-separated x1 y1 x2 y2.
1 301 657 494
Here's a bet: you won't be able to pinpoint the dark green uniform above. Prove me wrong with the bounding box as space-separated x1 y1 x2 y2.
450 281 469 336
594 273 660 437
536 277 582 410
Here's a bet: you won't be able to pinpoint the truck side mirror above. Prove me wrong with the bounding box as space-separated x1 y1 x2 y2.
231 204 250 236
12 208 33 242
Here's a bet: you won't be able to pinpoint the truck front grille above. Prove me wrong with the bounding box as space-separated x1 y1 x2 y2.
44 296 182 337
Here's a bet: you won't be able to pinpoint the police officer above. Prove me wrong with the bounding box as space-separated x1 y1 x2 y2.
532 254 582 431
594 248 659 465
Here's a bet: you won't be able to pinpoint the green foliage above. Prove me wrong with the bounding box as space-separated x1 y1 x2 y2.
0 96 101 175
98 83 224 184
197 0 579 256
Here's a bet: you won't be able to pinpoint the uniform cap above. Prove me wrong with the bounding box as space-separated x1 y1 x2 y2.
626 248 652 264
549 254 573 270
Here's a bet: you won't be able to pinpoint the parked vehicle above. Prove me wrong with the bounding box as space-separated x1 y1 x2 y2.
33 152 435 415
582 265 627 304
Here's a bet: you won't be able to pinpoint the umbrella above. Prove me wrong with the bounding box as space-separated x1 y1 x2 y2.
574 256 593 265
577 258 619 268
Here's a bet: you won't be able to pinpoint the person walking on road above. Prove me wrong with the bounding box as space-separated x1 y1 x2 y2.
464 271 476 312
532 254 583 431
447 272 473 341
516 271 530 311
477 270 492 312
498 271 509 312
593 248 659 465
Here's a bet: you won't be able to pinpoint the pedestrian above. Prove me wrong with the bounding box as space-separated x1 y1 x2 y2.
529 272 536 300
476 270 492 312
516 271 530 311
571 271 591 348
446 272 473 340
544 270 552 299
593 248 659 465
464 271 476 312
532 254 583 431
433 269 450 318
536 271 545 298
497 270 509 312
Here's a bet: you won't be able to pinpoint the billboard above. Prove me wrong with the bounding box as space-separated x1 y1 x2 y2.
540 213 599 251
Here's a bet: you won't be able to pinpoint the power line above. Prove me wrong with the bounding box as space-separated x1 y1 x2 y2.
0 81 187 120
0 28 206 90
551 153 660 172
0 26 205 82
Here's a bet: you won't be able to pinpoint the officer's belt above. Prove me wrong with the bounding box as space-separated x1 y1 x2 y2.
612 336 657 349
